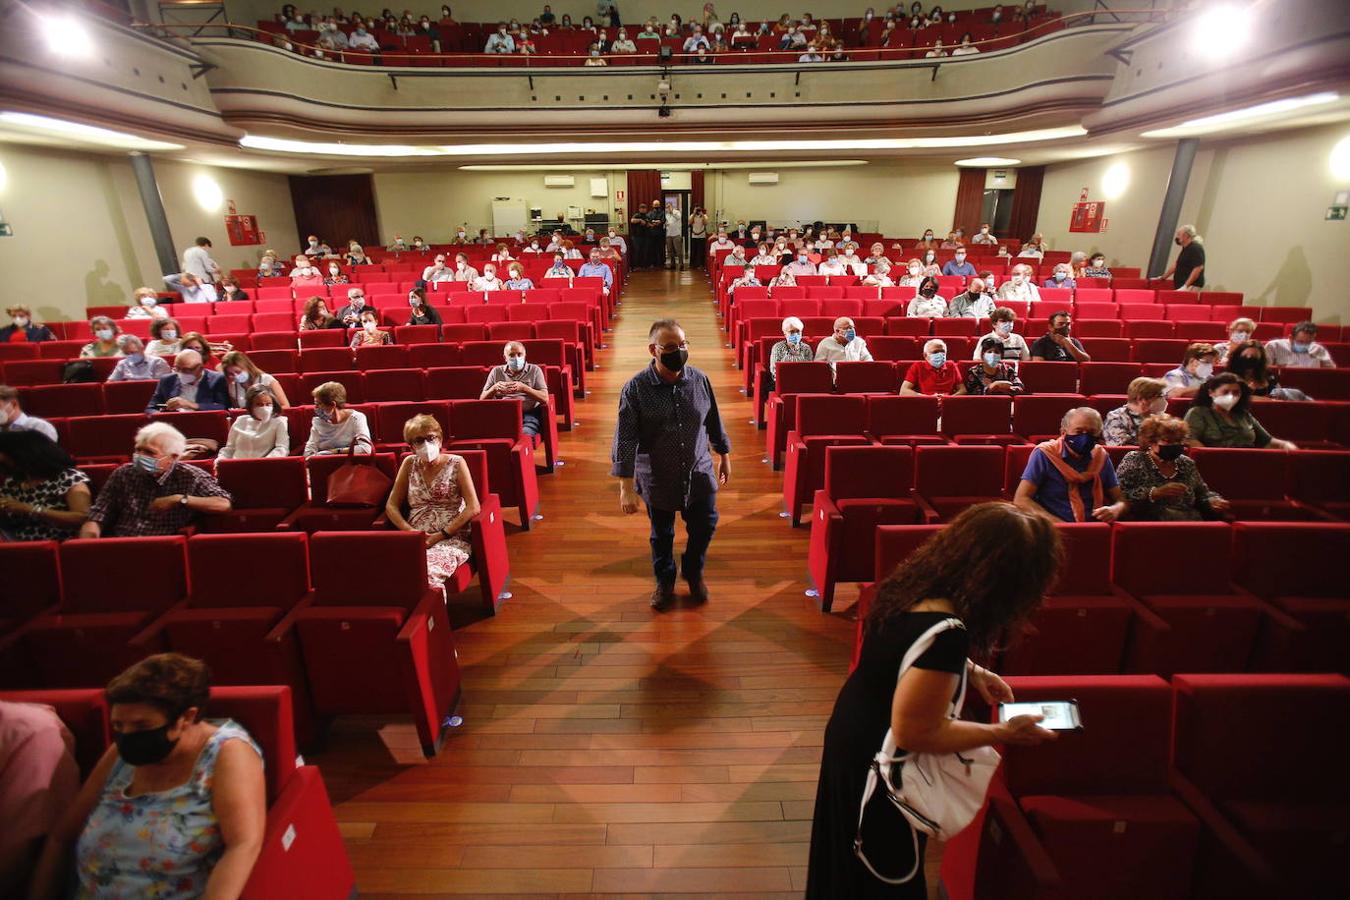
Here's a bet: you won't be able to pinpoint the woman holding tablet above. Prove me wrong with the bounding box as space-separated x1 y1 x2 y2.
806 502 1064 897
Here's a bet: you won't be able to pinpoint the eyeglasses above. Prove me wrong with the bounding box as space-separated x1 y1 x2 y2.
408 435 440 447
654 341 689 353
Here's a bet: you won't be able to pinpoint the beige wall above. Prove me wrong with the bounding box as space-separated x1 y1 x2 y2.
0 143 297 324
1036 122 1350 323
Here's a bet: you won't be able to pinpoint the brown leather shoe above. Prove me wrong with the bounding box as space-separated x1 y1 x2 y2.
650 585 677 611
685 579 710 605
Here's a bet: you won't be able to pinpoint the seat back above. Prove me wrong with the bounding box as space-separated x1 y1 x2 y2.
795 394 868 437
773 361 835 395
914 445 1005 497
867 394 939 437
874 524 942 580
1232 522 1350 599
305 453 400 505
1050 522 1115 596
309 531 428 609
214 456 309 511
374 401 454 444
940 395 1012 438
449 399 522 441
1111 522 1233 596
59 536 187 615
834 361 898 393
824 445 914 500
0 540 62 625
188 532 310 609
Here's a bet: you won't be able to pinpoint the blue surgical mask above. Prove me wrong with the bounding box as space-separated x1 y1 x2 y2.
507 356 526 371
233 371 250 385
1292 341 1310 353
161 329 178 341
786 332 802 345
127 352 145 363
133 454 160 474
928 352 947 368
996 321 1013 335
1054 272 1066 281
983 352 1001 366
1065 433 1096 454
843 328 856 342
315 407 332 423
798 255 808 263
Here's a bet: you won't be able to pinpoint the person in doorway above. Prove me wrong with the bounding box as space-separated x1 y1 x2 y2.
612 320 731 612
665 202 685 270
689 206 709 269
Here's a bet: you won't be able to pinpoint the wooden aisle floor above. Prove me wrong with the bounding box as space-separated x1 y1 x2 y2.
311 268 914 898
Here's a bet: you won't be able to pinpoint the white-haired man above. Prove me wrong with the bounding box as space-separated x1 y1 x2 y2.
1162 224 1206 291
78 422 231 538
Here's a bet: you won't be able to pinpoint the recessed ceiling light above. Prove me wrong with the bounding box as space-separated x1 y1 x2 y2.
954 157 1021 166
240 127 1085 159
40 14 94 59
1141 92 1340 138
1192 4 1253 61
0 111 183 150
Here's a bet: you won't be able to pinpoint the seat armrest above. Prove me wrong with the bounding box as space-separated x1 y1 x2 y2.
910 490 941 525
972 779 1063 895
127 600 190 649
1169 768 1279 886
263 594 317 643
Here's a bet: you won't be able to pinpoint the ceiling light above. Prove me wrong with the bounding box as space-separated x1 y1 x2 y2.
954 157 1021 166
1192 3 1253 60
192 174 223 211
0 112 184 151
457 160 870 171
1331 135 1350 182
240 127 1085 159
40 13 94 58
1140 92 1340 138
1101 161 1130 200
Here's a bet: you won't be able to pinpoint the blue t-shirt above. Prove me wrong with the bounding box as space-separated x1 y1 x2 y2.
1021 445 1118 522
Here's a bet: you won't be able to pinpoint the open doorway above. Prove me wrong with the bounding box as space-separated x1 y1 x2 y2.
663 190 691 266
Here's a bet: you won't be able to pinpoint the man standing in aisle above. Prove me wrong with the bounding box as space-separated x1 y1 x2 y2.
629 204 650 268
664 201 685 270
646 197 667 269
613 320 731 611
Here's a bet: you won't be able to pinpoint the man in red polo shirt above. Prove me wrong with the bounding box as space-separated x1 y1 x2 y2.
901 339 967 396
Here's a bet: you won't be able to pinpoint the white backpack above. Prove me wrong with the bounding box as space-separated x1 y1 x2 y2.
854 617 1001 884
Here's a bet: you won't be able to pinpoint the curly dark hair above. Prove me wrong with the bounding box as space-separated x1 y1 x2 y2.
867 502 1064 655
0 430 76 480
1225 340 1269 380
106 653 212 721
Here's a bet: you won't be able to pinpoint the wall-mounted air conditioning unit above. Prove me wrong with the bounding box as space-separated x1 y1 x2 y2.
544 175 575 188
748 172 779 185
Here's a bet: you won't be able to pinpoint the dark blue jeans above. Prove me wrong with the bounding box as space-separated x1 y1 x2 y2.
647 493 719 587
521 407 543 437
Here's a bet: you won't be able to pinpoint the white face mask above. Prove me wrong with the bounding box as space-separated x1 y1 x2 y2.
329 266 340 275
1230 331 1250 344
1195 362 1215 379
140 297 157 307
1148 397 1168 414
1212 393 1239 411
363 321 378 332
95 328 115 340
908 266 922 276
456 261 466 270
253 404 274 422
419 439 441 461
161 329 178 341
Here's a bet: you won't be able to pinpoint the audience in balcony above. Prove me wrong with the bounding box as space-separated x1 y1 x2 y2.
585 44 610 64
350 309 393 349
901 339 965 396
1183 374 1296 450
964 338 1025 395
1042 262 1075 290
485 23 516 52
218 384 290 460
146 349 229 415
222 350 290 411
996 263 1041 304
78 423 233 538
163 272 218 305
107 335 171 382
946 278 996 319
0 385 57 444
29 654 264 898
347 22 379 50
1226 342 1308 401
385 414 480 590
1117 415 1229 521
1030 311 1089 363
305 381 372 456
923 39 947 57
1162 342 1218 398
1264 321 1336 368
907 277 948 318
815 317 874 364
144 318 183 357
952 32 979 54
481 342 551 437
1015 407 1126 523
1102 377 1167 446
317 18 350 50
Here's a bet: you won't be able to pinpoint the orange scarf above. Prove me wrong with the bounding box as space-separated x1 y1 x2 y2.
1035 437 1107 522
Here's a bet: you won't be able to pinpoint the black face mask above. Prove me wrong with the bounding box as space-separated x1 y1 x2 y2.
1174 237 1182 246
115 723 179 766
658 348 688 372
920 287 936 297
1156 444 1185 462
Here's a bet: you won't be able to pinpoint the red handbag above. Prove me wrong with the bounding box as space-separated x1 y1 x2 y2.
325 438 391 507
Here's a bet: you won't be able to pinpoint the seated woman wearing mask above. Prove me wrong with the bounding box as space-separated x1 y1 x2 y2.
28 653 264 900
974 307 1030 361
1162 343 1219 398
350 309 393 349
1042 263 1076 290
80 317 123 358
219 384 290 459
1014 407 1128 523
221 350 291 410
107 335 171 382
322 261 349 286
1116 414 1229 521
504 263 535 291
896 259 925 288
1183 373 1297 449
300 296 335 331
144 318 183 357
1212 316 1256 364
126 287 169 320
543 254 575 283
1226 341 1308 401
767 317 815 392
906 276 947 318
385 414 482 590
407 288 443 325
304 381 372 457
965 338 1025 395
860 258 894 287
1103 377 1167 446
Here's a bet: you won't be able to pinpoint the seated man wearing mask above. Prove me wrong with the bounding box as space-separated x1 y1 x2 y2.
78 422 232 537
162 272 217 305
333 287 370 329
0 385 58 442
422 254 457 285
900 339 966 396
1103 377 1168 446
970 222 997 245
1030 311 1090 362
578 250 615 296
946 277 996 319
480 342 550 437
941 248 977 278
1264 321 1337 368
996 263 1040 304
1014 407 1127 523
145 349 230 414
452 253 480 283
814 317 873 365
107 335 171 382
1162 343 1219 398
472 263 506 292
781 249 818 276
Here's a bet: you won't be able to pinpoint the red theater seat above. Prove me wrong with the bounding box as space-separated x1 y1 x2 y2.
764 362 836 469
0 541 61 638
782 395 874 527
447 399 540 528
913 444 1006 521
940 394 1016 444
866 394 943 446
207 456 310 532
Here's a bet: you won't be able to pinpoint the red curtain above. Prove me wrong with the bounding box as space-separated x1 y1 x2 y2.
288 174 379 250
690 170 705 213
1007 165 1046 241
952 168 986 236
626 170 662 214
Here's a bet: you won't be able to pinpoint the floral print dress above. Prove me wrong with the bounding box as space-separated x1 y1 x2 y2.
74 721 261 899
408 454 473 589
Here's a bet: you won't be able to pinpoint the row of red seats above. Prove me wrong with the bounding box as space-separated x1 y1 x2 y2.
807 445 1349 619
0 530 471 759
0 684 356 899
937 672 1349 899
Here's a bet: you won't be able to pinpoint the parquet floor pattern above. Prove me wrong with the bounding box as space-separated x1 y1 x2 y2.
310 268 942 898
